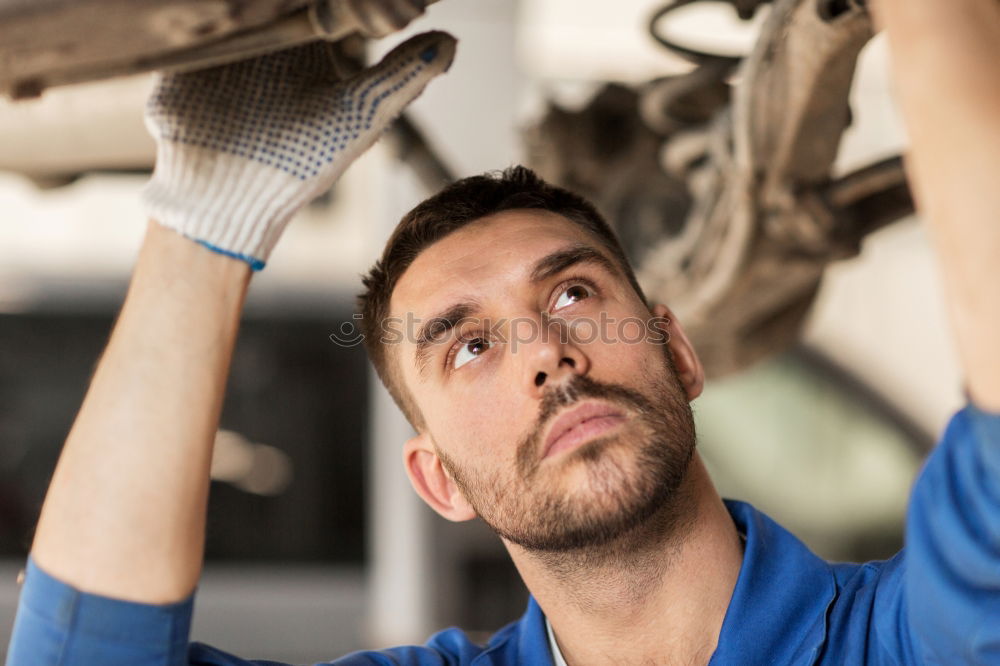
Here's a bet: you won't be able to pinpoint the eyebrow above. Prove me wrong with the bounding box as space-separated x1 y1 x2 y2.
529 244 620 284
412 244 620 376
414 300 481 376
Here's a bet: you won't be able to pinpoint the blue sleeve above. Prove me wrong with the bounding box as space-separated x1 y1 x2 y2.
6 557 194 666
4 558 493 666
904 402 1000 663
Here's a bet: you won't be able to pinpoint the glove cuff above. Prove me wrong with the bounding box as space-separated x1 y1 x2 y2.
141 142 306 269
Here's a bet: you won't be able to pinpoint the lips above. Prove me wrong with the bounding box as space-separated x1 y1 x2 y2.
542 401 625 459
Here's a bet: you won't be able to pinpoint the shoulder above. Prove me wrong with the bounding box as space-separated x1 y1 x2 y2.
818 552 915 663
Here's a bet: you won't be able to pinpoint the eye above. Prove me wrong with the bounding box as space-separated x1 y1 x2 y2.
453 337 491 370
553 283 593 311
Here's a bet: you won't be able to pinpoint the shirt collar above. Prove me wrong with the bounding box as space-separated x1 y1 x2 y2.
709 499 836 665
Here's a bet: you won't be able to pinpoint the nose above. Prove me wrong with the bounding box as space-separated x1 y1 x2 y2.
520 315 590 397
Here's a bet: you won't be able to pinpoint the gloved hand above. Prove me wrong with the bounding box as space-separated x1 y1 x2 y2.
141 31 456 270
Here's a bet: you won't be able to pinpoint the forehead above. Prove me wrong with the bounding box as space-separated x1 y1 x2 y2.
390 209 603 319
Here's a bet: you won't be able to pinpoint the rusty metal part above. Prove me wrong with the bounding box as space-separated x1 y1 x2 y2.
647 0 908 376
641 0 881 376
639 57 732 136
525 84 693 266
527 0 914 378
0 13 454 199
321 0 433 37
0 0 437 99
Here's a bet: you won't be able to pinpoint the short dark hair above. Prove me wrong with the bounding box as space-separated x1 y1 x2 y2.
358 165 645 427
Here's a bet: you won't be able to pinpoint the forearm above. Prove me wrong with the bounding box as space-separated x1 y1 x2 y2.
875 0 1000 411
31 221 250 603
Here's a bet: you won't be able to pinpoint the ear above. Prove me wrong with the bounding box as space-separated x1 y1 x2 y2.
650 304 705 401
403 432 477 522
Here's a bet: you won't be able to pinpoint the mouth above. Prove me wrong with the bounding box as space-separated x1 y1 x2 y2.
542 401 626 459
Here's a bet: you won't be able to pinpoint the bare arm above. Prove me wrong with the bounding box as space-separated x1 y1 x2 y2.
873 4 1000 646
30 221 250 603
874 0 1000 411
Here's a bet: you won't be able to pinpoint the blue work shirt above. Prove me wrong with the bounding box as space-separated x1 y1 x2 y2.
7 403 1000 665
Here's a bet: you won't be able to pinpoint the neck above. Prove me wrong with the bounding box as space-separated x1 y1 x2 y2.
507 454 743 666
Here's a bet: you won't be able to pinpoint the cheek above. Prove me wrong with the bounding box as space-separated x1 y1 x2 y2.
456 389 522 441
588 337 675 398
441 389 535 471
590 331 658 374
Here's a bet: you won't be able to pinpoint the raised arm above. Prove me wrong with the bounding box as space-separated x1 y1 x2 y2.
861 3 1000 662
30 221 250 602
10 32 455 663
873 0 1000 411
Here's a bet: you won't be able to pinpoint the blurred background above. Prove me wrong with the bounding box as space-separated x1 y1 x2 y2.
0 0 964 661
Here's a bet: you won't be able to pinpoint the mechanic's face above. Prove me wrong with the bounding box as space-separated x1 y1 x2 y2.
392 210 704 551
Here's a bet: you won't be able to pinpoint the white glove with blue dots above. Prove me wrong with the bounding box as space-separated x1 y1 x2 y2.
141 31 456 270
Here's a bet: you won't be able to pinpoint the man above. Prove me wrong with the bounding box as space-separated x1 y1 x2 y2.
6 0 1000 663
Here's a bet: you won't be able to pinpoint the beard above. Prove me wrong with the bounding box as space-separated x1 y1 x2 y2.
437 346 697 553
